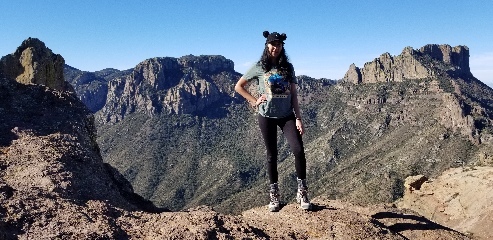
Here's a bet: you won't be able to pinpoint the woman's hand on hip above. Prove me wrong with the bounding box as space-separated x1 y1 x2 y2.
252 94 267 108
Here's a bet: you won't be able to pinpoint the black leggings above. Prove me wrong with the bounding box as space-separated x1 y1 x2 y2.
258 114 306 184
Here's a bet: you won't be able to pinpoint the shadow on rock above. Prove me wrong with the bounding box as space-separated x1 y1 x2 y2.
310 203 337 212
371 211 460 233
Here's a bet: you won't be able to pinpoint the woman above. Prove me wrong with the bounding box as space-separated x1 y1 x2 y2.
234 31 311 211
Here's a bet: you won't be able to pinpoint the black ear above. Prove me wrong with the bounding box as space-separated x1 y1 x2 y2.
280 33 287 41
263 31 270 38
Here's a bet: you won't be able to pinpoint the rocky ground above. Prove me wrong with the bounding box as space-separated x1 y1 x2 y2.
398 166 493 240
241 197 468 240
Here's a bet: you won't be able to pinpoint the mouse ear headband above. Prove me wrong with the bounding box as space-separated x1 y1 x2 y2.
263 31 287 44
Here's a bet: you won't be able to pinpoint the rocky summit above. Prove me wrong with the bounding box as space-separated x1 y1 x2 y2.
343 44 470 84
0 37 69 92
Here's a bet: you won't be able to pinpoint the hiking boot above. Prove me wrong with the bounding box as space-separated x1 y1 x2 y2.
269 183 280 212
297 179 311 210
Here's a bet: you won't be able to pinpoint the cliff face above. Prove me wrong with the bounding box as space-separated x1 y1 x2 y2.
0 38 68 91
64 66 131 112
97 55 240 123
343 44 491 144
420 44 470 73
0 76 133 206
343 44 470 84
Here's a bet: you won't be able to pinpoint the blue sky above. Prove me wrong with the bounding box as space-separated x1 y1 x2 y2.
1 1 492 87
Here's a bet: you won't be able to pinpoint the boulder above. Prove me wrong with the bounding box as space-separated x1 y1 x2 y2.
403 174 428 192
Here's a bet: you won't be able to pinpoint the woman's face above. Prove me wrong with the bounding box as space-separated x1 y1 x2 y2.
267 41 283 59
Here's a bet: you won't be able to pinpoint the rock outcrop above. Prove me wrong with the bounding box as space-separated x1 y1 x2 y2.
0 74 163 238
343 63 362 84
97 55 240 123
420 44 470 73
343 44 470 84
343 44 492 145
0 37 68 91
398 167 493 239
403 175 428 192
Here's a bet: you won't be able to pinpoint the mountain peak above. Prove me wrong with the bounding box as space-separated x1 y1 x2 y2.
343 44 470 84
97 54 240 123
419 44 469 72
16 37 48 53
0 37 69 91
178 54 235 73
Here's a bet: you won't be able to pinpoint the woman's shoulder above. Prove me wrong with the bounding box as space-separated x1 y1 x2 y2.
243 62 264 79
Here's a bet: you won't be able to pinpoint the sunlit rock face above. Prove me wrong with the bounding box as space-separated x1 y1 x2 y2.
0 37 68 91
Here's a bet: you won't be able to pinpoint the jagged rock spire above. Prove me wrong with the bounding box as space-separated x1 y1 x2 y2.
343 44 470 84
0 37 67 91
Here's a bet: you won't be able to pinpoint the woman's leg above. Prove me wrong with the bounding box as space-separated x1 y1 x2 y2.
280 116 311 209
279 116 306 180
258 115 279 184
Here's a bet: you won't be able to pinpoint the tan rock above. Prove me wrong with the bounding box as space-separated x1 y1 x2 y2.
0 37 67 91
404 174 428 191
398 167 493 239
343 63 361 84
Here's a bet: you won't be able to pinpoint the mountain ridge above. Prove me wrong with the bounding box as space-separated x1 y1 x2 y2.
343 44 470 84
62 41 493 222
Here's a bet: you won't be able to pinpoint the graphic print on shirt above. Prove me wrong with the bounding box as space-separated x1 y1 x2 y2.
264 70 290 100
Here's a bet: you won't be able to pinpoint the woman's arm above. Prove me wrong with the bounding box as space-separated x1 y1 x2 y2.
291 83 304 135
235 77 266 108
